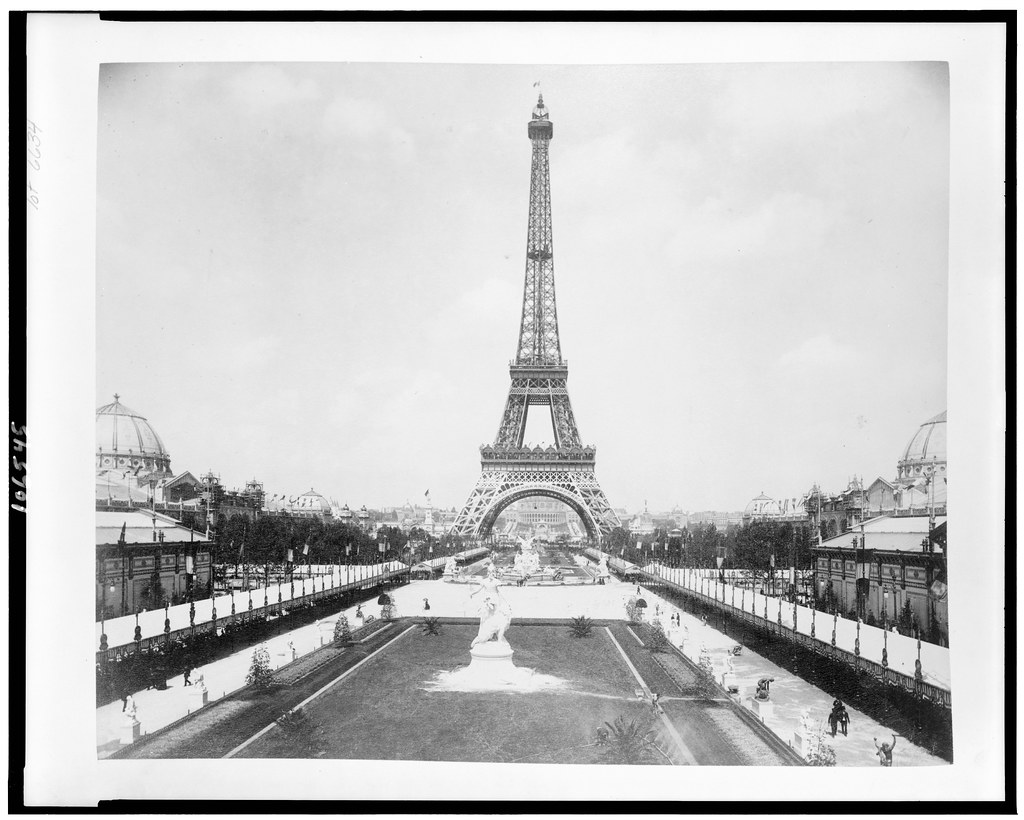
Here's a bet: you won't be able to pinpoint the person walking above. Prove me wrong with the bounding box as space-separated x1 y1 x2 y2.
183 665 192 687
874 734 897 766
828 700 841 737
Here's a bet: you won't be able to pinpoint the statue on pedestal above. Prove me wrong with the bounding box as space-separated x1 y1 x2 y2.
123 694 137 723
443 556 457 576
469 564 511 648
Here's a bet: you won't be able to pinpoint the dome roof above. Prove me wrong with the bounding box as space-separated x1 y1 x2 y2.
897 411 947 481
294 488 331 512
96 394 171 474
745 492 781 518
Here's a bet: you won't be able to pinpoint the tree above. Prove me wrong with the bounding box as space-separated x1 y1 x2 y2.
897 599 915 634
333 615 352 645
732 520 776 584
625 596 642 623
607 527 631 551
245 645 275 689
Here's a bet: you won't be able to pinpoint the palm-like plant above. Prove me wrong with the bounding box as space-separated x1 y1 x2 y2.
600 715 666 764
421 616 442 636
569 615 593 638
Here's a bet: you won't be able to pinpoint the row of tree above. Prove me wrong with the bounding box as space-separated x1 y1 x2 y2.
211 515 471 568
607 520 816 573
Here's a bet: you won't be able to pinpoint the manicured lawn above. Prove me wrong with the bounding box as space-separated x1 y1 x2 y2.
239 623 665 764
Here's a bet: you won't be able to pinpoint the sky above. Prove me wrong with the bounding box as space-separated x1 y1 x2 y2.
96 61 949 514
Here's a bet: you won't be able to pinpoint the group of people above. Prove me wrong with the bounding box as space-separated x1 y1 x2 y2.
828 699 850 737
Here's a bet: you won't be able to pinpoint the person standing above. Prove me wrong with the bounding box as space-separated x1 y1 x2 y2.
423 598 431 611
874 734 897 766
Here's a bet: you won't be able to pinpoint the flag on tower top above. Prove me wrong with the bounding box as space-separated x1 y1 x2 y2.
533 81 540 87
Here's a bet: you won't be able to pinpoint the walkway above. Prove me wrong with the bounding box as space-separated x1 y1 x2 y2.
635 581 945 767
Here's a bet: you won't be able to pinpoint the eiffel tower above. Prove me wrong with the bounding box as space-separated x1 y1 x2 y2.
450 95 620 541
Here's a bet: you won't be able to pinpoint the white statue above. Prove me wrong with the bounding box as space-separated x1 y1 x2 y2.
469 564 511 647
443 556 457 576
124 694 137 722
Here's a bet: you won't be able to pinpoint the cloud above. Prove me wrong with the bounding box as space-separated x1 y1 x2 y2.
226 65 320 108
664 189 841 267
774 334 862 372
322 94 416 163
456 277 520 314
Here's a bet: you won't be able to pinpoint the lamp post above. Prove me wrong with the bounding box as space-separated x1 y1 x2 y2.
882 587 889 631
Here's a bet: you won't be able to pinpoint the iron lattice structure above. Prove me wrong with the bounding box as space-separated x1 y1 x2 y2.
450 96 620 541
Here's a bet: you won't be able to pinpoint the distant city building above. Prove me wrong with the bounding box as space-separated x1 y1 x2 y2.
627 503 656 538
743 492 809 525
264 487 334 520
685 510 745 530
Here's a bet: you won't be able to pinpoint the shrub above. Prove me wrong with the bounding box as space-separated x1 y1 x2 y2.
569 615 593 638
806 726 838 767
245 645 275 689
646 621 670 653
333 615 352 645
625 597 641 623
421 616 442 636
381 604 396 621
275 709 322 757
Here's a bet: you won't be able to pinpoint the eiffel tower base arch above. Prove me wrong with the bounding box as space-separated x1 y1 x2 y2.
450 459 619 541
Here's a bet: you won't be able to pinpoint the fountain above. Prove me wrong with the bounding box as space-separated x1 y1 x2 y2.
512 536 542 581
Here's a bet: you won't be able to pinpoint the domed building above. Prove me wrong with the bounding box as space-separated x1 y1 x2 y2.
744 492 780 520
264 488 334 520
896 410 947 483
96 394 172 476
864 410 947 514
743 491 807 524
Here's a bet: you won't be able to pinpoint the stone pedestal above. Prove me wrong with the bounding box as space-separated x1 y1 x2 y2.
190 686 209 710
466 640 518 683
749 697 774 723
120 718 141 745
792 728 810 758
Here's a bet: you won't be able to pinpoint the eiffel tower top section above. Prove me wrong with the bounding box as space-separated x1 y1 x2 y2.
514 94 563 368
